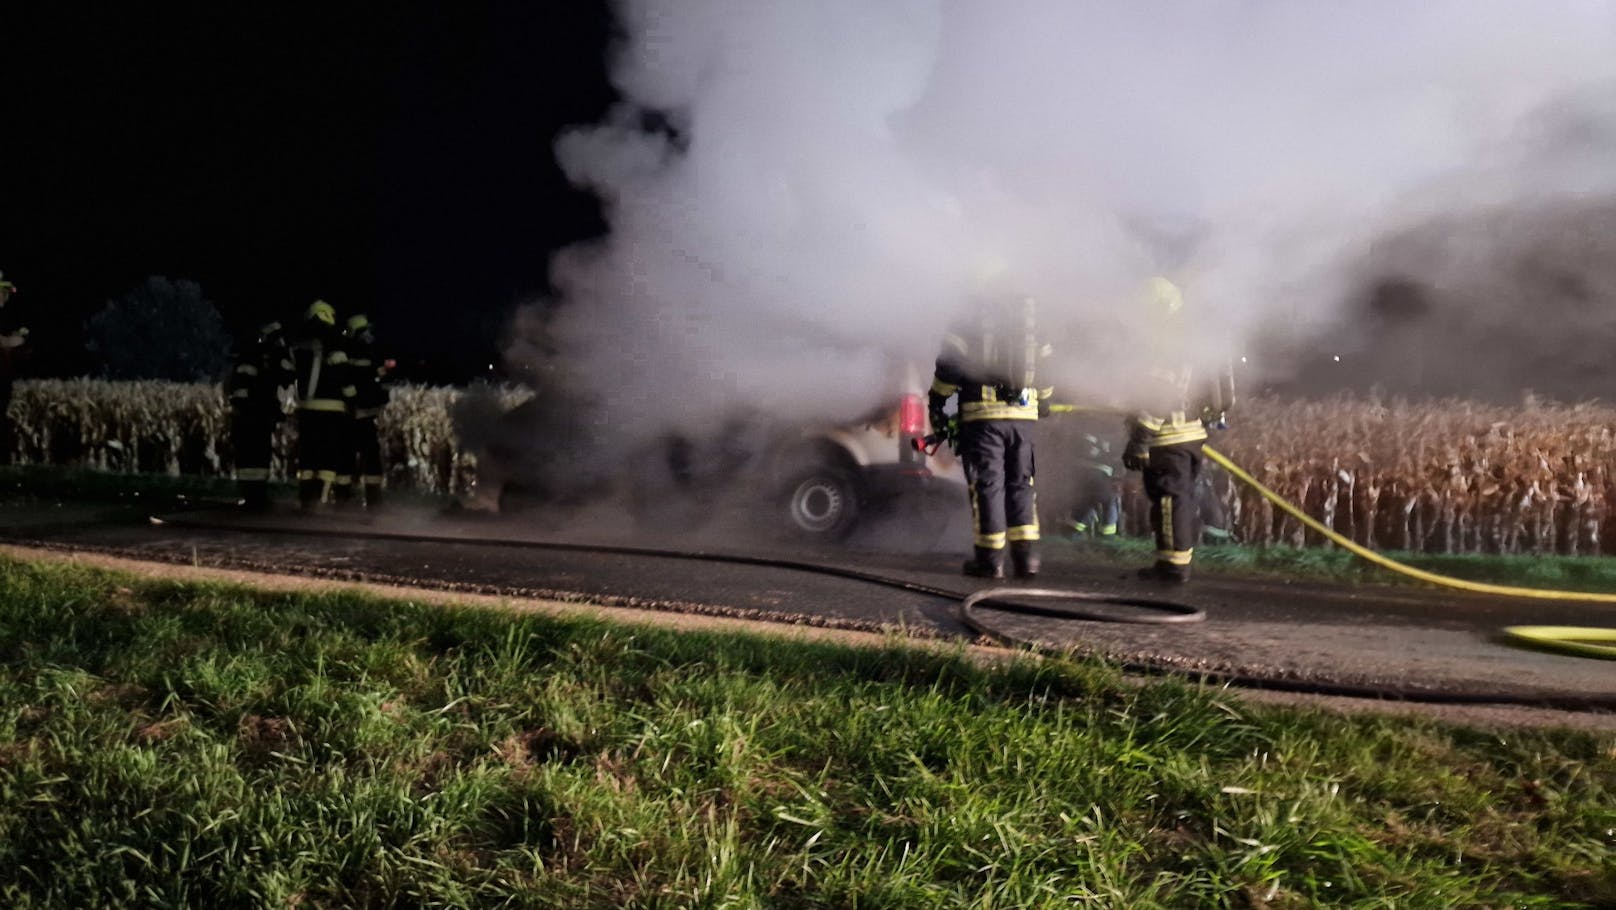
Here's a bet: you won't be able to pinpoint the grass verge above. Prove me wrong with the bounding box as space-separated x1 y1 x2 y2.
1 555 1612 908
1055 533 1616 595
0 464 251 505
0 465 452 512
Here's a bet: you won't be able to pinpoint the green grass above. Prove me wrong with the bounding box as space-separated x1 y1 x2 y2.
0 557 1612 908
1056 533 1616 595
0 464 453 512
0 464 253 505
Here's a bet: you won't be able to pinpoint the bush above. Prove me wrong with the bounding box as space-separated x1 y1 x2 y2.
85 276 231 382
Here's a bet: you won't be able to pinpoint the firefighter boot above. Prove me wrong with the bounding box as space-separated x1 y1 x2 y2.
1137 561 1191 584
239 479 270 511
1010 541 1040 579
298 479 326 513
962 547 1006 579
332 479 358 512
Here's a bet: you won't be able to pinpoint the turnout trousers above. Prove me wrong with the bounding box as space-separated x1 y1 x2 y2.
352 415 383 508
230 407 280 507
1142 440 1204 568
958 419 1039 552
296 408 350 508
1071 462 1121 536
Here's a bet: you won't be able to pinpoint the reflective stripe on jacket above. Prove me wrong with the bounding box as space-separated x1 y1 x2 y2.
930 377 1044 422
1128 410 1208 448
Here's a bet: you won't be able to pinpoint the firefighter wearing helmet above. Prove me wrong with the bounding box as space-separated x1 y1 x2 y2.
930 286 1053 579
340 313 392 510
1122 276 1232 583
226 319 293 509
289 299 357 511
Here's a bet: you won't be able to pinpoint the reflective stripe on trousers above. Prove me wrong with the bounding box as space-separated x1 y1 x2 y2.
959 419 1039 550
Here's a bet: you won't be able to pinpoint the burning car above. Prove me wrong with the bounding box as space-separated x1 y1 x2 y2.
625 388 965 542
468 363 965 544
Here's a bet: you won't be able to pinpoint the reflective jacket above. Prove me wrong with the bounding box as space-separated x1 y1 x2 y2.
930 302 1052 423
342 327 392 420
290 325 357 414
227 324 293 415
1124 278 1232 450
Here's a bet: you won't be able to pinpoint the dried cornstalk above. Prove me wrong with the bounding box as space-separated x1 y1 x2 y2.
5 378 532 496
1190 393 1616 556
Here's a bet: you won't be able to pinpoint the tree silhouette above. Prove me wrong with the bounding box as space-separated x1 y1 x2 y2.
86 276 231 381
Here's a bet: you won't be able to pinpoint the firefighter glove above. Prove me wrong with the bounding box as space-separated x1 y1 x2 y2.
1122 440 1150 472
928 393 950 439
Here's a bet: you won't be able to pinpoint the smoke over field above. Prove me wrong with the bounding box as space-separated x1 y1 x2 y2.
527 0 1615 425
1275 198 1616 402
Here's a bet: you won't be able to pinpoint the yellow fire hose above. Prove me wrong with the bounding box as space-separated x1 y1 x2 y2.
1203 444 1616 660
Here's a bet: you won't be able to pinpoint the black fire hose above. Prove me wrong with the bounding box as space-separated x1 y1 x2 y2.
148 510 1204 638
137 510 1616 709
960 587 1204 644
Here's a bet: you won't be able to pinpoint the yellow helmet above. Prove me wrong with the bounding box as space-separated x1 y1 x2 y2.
345 313 370 333
1140 276 1184 317
305 299 336 326
0 270 15 291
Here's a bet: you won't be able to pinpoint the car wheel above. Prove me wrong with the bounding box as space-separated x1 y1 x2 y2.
781 463 860 540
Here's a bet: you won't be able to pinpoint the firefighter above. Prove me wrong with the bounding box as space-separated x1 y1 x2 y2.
0 272 26 465
1067 427 1122 539
341 313 392 510
289 300 357 511
930 292 1052 579
226 319 293 509
1122 277 1230 583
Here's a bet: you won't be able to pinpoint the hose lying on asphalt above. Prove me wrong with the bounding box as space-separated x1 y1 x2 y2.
958 587 1204 648
1204 444 1616 660
143 510 1616 704
148 511 1202 629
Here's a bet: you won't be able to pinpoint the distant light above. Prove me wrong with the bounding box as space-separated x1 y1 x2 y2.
1239 356 1248 363
488 363 495 371
1332 355 1341 362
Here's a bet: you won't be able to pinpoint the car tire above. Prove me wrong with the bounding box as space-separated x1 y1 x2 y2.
780 462 860 541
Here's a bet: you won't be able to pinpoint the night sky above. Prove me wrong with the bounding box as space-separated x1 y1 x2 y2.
0 3 617 382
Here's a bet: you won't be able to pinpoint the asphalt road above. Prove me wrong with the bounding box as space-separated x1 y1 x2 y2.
4 497 1615 721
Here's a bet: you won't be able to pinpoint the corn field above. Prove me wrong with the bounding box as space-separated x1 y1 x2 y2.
1171 394 1616 556
10 381 1616 556
4 379 531 497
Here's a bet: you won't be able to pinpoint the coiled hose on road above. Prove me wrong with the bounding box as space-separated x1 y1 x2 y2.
1203 444 1616 660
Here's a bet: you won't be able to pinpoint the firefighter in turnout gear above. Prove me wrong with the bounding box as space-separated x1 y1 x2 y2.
226 320 293 509
931 293 1053 579
290 300 357 511
1122 277 1232 583
1067 425 1123 539
341 313 392 510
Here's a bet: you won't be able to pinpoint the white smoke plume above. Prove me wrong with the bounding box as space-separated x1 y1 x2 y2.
535 0 1616 431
